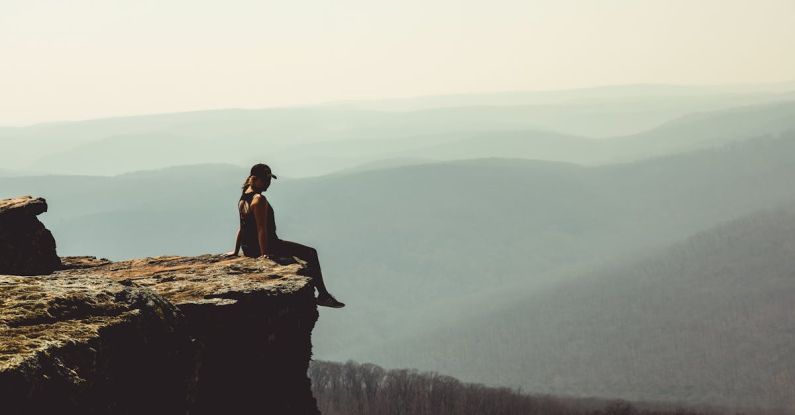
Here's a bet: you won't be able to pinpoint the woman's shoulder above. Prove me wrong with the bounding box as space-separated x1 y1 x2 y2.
251 193 268 205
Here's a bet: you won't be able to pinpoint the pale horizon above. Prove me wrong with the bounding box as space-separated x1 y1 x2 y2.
3 0 795 126
2 79 794 129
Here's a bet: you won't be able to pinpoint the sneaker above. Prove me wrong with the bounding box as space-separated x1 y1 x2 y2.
316 293 345 308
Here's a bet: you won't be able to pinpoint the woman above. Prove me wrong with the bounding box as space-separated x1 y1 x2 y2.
228 163 345 308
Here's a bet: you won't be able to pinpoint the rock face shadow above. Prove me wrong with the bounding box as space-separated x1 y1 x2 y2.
0 196 61 276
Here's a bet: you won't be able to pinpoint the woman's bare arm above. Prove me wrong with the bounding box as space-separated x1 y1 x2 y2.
224 227 242 256
233 227 242 255
251 195 270 257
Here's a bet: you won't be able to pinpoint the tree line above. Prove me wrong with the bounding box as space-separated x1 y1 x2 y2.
309 360 769 415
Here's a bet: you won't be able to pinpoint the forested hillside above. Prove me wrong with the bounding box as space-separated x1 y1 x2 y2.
357 206 795 410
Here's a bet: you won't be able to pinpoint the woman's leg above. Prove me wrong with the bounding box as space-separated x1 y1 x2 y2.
270 239 330 295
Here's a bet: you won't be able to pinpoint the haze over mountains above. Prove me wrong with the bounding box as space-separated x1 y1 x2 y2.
3 83 795 177
2 83 795 411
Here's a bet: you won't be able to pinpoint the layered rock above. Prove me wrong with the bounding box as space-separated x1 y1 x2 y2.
1 254 321 414
0 196 61 275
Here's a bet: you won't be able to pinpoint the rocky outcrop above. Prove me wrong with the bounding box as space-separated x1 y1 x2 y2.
0 196 61 275
0 196 321 414
1 254 321 414
0 269 198 414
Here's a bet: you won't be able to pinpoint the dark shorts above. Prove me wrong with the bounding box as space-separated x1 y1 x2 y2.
242 238 315 260
269 239 316 260
241 238 276 258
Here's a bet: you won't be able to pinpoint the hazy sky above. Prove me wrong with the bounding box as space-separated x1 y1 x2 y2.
2 0 794 126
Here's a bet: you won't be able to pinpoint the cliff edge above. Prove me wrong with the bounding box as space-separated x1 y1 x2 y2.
0 196 321 414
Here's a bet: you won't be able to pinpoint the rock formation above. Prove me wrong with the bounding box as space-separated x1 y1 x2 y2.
0 267 198 414
0 196 61 275
0 195 321 414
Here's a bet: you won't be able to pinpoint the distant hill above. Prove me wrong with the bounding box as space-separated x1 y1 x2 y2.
4 105 570 176
325 157 437 176
353 206 795 410
390 129 603 164
328 82 795 112
3 86 795 177
606 100 795 160
385 101 795 165
24 99 795 177
0 168 36 177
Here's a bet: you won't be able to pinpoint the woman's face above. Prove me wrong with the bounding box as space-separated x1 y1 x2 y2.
253 176 271 191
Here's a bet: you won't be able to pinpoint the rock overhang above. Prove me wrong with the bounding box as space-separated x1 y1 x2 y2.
0 254 314 372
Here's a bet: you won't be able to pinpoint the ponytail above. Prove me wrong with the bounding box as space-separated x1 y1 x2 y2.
241 175 254 194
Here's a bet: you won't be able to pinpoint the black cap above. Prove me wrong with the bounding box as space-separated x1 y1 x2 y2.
250 163 278 180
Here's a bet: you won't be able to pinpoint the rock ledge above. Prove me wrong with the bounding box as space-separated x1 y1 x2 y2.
1 254 320 414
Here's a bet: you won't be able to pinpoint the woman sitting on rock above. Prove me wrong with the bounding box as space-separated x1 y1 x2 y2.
227 163 345 308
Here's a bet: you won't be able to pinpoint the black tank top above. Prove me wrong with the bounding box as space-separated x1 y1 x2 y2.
239 191 278 257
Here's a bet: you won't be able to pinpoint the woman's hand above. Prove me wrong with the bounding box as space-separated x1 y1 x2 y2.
231 229 242 258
